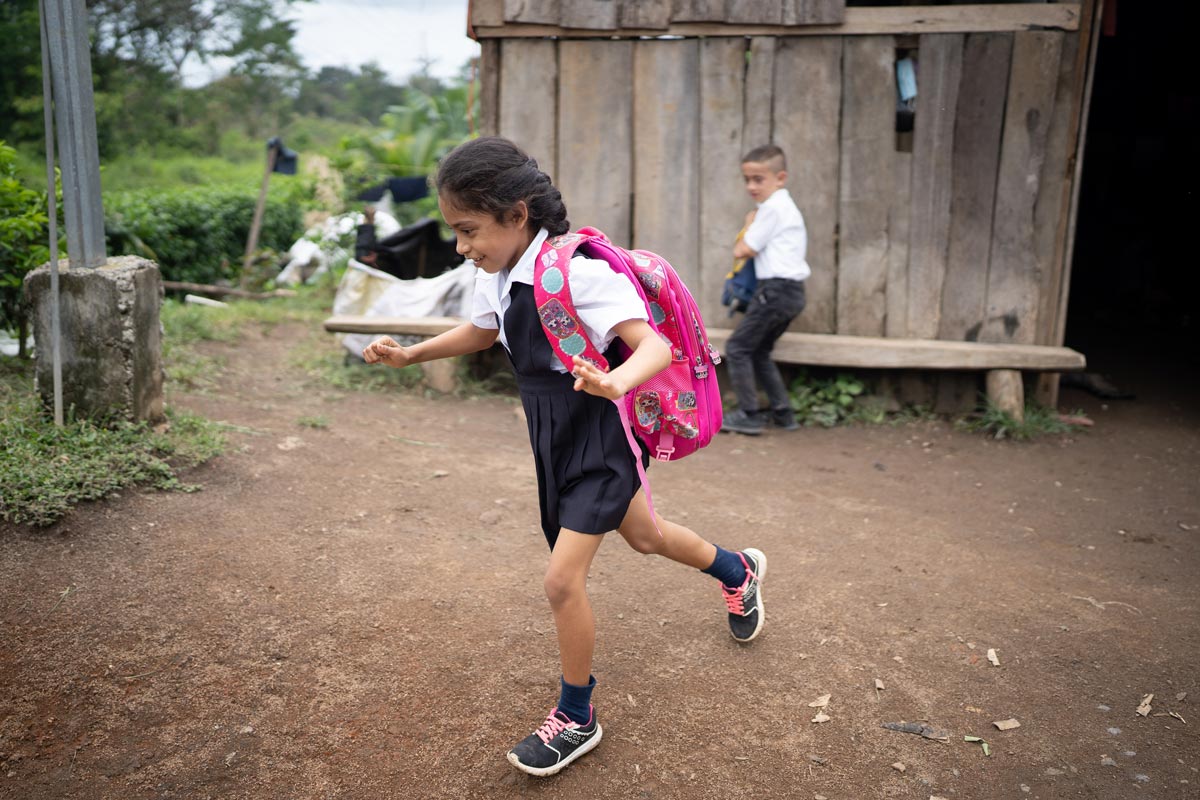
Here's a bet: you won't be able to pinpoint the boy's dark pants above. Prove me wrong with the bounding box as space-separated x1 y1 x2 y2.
725 278 806 414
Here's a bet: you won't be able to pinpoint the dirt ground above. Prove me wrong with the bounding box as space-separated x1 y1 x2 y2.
2 321 1197 800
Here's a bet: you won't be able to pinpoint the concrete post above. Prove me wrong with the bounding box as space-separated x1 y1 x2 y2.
24 257 165 423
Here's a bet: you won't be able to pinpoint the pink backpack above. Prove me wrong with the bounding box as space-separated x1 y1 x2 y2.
533 228 723 521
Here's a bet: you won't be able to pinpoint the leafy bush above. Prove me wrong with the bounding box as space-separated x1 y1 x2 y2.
0 140 51 339
788 370 866 428
104 185 303 285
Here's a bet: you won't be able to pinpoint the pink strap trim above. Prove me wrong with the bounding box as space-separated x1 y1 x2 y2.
616 400 662 537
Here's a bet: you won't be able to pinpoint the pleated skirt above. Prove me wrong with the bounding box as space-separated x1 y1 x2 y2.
504 280 648 549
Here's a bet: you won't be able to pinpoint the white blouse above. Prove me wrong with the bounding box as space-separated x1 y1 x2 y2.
470 228 648 371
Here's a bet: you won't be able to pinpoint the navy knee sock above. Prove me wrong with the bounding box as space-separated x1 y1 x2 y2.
558 675 596 725
702 545 747 589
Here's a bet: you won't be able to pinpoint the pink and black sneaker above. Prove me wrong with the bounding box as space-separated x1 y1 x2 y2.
507 706 603 777
721 548 767 642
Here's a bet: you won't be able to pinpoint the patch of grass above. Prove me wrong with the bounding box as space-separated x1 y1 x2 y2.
0 367 226 526
957 400 1080 441
296 415 329 429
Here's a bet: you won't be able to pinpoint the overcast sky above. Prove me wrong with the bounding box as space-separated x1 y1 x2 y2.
290 0 480 82
184 0 479 85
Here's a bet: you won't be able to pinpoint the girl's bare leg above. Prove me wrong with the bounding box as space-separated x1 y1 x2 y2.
616 490 718 568
544 529 605 686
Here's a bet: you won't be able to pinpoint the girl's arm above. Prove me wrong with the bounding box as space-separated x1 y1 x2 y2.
571 319 671 400
363 323 499 368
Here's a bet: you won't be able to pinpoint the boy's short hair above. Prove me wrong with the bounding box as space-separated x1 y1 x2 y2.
741 144 787 172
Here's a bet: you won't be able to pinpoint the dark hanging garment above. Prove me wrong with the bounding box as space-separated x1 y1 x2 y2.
355 217 464 279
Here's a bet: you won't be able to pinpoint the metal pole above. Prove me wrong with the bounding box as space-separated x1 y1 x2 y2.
42 0 106 269
39 0 63 426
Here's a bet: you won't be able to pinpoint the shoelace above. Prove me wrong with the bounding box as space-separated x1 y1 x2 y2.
535 710 573 744
721 562 760 616
722 582 746 615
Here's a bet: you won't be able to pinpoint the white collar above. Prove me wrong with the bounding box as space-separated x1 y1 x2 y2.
500 227 550 300
757 187 789 208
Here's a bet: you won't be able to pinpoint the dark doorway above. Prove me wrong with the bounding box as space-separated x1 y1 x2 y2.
1065 1 1199 404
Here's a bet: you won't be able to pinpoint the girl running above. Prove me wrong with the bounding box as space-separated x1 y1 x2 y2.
362 136 766 777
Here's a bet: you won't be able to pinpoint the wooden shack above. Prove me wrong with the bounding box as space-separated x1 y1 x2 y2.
465 1 1101 410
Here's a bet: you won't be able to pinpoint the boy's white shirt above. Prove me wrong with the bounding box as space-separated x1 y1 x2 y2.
470 227 648 369
742 188 811 281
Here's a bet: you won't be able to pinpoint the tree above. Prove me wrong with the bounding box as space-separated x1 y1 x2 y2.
0 0 46 145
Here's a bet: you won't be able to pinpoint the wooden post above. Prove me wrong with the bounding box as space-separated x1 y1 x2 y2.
243 142 279 278
986 369 1024 422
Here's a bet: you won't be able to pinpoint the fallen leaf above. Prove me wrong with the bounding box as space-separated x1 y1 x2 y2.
1169 711 1186 724
1176 692 1188 702
811 712 831 724
1180 522 1196 531
994 718 1021 731
891 762 906 773
987 649 1000 667
981 742 991 757
627 694 637 707
808 694 831 708
965 706 984 714
883 721 949 743
432 470 450 478
1137 694 1154 717
964 736 983 743
875 679 885 691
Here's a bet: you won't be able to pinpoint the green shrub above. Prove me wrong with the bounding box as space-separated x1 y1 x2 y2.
788 370 866 428
0 140 51 338
104 185 303 285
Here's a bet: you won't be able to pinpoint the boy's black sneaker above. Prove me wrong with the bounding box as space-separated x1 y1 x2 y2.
768 407 799 431
721 548 767 642
507 706 603 777
721 409 766 436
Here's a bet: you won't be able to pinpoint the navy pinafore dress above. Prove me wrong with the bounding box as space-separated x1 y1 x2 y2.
504 279 649 550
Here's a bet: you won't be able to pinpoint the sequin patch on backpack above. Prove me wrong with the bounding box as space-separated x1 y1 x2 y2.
538 298 578 339
540 265 564 294
677 391 697 411
635 391 662 432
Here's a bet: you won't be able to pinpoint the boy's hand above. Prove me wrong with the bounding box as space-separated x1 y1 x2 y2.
571 356 627 400
363 336 412 368
744 209 757 226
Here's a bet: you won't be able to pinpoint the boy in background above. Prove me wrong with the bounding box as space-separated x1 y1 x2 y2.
721 145 810 436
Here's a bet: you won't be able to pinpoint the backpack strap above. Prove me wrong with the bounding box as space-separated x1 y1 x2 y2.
532 232 609 375
534 229 663 536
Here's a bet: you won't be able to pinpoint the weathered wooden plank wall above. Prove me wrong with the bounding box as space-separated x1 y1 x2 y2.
632 40 702 290
556 40 632 244
938 33 1011 342
699 37 749 325
906 33 963 340
772 36 842 334
982 31 1063 344
481 14 1090 381
497 0 847 27
497 39 557 177
837 36 895 337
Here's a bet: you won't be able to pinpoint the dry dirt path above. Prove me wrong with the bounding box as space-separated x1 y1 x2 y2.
2 322 1198 800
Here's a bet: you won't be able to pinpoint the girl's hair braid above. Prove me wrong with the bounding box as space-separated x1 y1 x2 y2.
435 137 570 236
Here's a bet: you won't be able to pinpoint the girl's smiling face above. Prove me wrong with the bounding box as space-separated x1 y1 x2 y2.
439 194 535 275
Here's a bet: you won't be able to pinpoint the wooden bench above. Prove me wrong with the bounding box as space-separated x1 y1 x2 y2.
324 315 1086 419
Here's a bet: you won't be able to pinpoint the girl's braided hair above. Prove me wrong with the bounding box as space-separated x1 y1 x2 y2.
435 137 570 236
